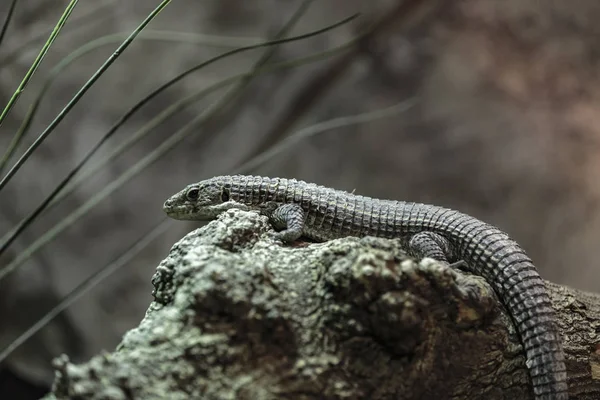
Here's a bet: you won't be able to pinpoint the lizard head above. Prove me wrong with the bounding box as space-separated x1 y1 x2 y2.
163 178 249 220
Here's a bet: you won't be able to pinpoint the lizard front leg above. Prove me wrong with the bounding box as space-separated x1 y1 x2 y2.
267 203 305 242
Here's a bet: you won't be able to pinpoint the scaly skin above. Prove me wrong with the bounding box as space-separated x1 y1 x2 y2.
163 174 568 400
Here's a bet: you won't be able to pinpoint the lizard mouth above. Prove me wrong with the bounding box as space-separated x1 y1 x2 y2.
163 203 209 220
162 200 236 220
163 197 253 220
162 204 186 220
162 198 195 220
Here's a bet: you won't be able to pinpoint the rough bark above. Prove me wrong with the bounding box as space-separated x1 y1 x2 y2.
42 211 600 399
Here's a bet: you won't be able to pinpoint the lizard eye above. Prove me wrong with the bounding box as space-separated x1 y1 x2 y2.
186 187 200 201
221 188 230 202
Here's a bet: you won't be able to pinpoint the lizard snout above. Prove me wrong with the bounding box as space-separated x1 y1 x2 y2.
163 198 174 212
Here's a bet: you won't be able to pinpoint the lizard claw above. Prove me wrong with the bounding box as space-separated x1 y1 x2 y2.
266 231 284 242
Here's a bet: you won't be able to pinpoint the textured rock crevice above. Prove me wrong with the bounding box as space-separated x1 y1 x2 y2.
43 210 600 399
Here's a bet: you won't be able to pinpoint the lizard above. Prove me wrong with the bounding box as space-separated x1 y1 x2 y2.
163 174 568 400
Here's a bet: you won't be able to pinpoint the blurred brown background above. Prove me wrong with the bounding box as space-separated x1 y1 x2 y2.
1 0 600 398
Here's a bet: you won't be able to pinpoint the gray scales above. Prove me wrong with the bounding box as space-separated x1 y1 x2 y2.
163 175 568 400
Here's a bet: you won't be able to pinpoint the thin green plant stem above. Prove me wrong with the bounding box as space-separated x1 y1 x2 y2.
0 0 317 281
91 29 261 48
0 217 171 364
0 0 79 129
0 0 18 48
0 0 172 192
0 0 118 69
236 99 417 173
0 14 357 257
